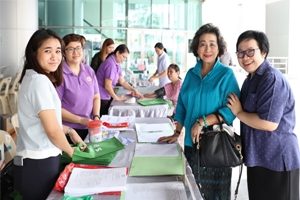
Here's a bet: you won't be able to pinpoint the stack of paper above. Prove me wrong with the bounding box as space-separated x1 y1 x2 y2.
64 167 127 197
120 182 188 200
129 143 185 176
135 123 174 143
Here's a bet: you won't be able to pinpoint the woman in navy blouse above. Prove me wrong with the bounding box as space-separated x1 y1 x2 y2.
227 30 300 200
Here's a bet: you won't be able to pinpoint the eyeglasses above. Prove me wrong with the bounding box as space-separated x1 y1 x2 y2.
236 48 259 58
66 46 83 54
121 54 127 60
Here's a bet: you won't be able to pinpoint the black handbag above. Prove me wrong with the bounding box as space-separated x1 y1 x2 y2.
196 113 243 167
195 113 243 200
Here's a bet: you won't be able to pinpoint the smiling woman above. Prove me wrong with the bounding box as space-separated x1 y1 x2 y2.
14 29 87 200
55 33 100 143
164 23 240 200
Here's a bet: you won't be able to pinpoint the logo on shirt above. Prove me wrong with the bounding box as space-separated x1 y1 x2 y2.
86 76 92 82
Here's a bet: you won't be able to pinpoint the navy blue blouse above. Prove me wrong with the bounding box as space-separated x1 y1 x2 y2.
240 59 300 171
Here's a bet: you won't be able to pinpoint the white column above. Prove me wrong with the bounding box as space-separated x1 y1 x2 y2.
288 0 300 75
0 0 38 77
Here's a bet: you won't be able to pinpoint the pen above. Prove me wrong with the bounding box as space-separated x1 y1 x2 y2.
146 130 163 133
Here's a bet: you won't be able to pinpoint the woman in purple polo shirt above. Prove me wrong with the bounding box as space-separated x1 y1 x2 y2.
227 30 300 200
96 44 143 116
56 34 100 142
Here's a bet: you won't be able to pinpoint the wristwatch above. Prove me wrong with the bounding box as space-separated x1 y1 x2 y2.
66 127 72 137
93 115 100 120
175 130 181 135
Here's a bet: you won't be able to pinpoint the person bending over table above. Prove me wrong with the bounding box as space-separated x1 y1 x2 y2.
56 33 100 143
157 23 240 200
14 29 86 200
144 63 182 120
148 42 171 87
96 44 143 116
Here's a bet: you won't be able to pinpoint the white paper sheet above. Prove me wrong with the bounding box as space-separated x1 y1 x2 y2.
64 167 127 197
134 143 179 157
101 115 135 124
135 123 174 142
123 182 187 200
135 123 173 132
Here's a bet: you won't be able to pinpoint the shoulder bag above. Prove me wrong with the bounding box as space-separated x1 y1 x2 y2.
194 113 243 200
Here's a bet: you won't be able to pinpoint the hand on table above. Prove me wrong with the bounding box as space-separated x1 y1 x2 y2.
157 133 179 144
116 95 127 101
132 90 144 99
148 76 155 82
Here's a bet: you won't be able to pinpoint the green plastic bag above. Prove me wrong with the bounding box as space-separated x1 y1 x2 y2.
137 98 168 106
61 195 93 200
61 137 125 166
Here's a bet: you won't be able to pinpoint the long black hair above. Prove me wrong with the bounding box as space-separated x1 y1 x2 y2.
20 29 64 87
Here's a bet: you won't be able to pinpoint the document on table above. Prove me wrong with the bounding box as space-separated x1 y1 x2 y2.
64 167 127 197
134 143 179 157
101 115 135 124
129 143 185 176
135 123 174 143
120 182 188 200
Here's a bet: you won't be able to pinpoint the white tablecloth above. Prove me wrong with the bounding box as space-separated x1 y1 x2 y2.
109 86 169 117
47 117 202 200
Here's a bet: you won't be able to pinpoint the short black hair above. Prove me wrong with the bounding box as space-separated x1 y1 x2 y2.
236 30 269 59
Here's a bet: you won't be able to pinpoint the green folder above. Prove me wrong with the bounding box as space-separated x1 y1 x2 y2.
129 144 186 176
137 98 168 106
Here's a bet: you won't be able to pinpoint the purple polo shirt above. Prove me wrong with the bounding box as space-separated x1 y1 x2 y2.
240 59 300 171
56 60 99 129
96 54 122 100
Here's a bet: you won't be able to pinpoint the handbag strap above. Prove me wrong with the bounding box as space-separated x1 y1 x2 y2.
213 112 223 130
234 164 243 200
213 112 243 200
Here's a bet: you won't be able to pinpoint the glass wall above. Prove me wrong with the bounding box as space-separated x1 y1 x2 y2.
38 0 203 74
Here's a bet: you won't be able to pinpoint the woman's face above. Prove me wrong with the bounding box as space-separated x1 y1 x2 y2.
64 41 83 64
197 33 219 65
106 44 115 54
237 39 266 75
167 67 179 81
36 38 62 73
116 51 129 64
155 47 163 56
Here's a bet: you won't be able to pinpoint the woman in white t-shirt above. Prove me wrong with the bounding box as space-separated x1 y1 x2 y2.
13 29 87 200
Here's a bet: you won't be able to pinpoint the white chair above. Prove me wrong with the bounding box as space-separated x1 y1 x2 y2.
0 77 12 114
8 74 21 106
10 113 19 137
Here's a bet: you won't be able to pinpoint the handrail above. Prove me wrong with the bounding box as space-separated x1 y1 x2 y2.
268 57 288 74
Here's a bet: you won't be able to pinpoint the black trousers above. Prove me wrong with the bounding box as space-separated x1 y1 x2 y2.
13 155 61 200
100 98 113 117
247 166 300 200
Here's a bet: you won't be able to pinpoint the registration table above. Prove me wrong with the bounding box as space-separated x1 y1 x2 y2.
47 118 202 200
108 86 169 117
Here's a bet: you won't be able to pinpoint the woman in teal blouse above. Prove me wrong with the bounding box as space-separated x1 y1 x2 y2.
158 23 240 200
